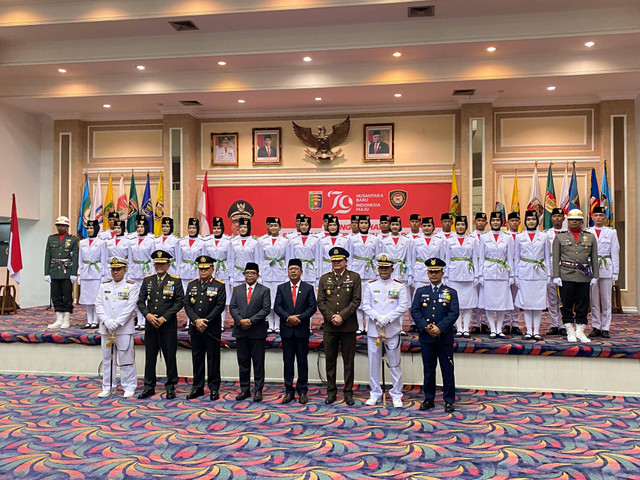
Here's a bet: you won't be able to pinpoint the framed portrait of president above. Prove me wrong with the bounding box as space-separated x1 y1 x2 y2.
364 123 394 163
253 127 282 165
211 133 239 167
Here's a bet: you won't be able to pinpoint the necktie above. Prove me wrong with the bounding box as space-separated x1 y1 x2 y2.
292 284 297 306
247 285 252 302
433 285 438 295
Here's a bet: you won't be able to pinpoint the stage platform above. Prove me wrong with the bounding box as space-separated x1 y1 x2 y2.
1 306 639 395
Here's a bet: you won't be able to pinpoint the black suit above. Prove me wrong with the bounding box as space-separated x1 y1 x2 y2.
137 274 184 393
184 277 227 393
257 145 276 157
230 283 271 393
274 281 317 395
368 141 389 154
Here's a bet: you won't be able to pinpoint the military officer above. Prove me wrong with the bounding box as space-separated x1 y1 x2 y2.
410 258 459 413
545 208 567 336
45 216 79 329
316 246 362 406
361 254 409 408
552 209 599 343
137 250 185 399
184 255 227 401
95 257 140 398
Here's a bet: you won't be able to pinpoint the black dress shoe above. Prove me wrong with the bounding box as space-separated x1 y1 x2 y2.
166 390 176 400
546 327 559 335
502 325 511 334
409 325 418 333
282 393 295 404
325 395 337 404
81 323 91 329
481 324 491 334
559 327 567 336
236 391 251 401
511 326 523 335
186 389 204 400
210 391 220 401
345 396 355 406
253 391 263 402
588 328 602 338
444 403 455 413
137 390 155 399
469 327 480 334
601 330 610 338
419 400 435 411
299 394 308 404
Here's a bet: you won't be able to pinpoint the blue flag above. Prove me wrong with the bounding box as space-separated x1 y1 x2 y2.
77 173 91 238
588 168 600 227
568 164 580 212
141 173 154 234
601 162 614 227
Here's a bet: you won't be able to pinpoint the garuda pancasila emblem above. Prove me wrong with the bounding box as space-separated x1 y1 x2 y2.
292 116 350 162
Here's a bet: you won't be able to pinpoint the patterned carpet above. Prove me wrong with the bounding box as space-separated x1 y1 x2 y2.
1 306 638 358
0 375 639 479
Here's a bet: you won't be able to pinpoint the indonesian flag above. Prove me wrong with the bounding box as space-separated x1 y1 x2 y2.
8 194 23 284
116 174 128 222
198 172 211 235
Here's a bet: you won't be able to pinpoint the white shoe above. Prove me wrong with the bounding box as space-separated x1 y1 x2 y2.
365 396 380 406
392 398 403 408
575 324 591 343
60 312 70 329
98 389 111 398
564 323 577 343
123 390 136 398
48 312 63 329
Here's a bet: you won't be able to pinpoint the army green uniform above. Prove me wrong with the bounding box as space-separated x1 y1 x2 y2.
552 230 598 324
44 233 79 313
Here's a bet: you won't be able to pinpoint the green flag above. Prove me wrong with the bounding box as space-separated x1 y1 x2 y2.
543 164 556 230
127 173 139 233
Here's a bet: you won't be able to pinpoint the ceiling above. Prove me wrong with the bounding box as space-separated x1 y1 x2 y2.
0 0 638 119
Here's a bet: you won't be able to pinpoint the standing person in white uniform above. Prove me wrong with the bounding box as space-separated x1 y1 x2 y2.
99 211 119 240
78 220 108 329
128 214 155 330
504 212 523 335
288 216 320 289
445 216 479 338
95 257 140 398
230 218 263 287
319 216 348 277
514 211 549 341
178 218 205 330
478 212 513 338
470 212 490 334
106 220 129 280
203 216 234 331
588 206 620 338
260 216 290 334
155 217 181 277
361 254 409 408
378 215 391 241
347 214 379 334
437 213 455 242
545 208 567 337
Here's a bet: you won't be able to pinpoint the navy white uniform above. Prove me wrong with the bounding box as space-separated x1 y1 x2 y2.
260 234 290 332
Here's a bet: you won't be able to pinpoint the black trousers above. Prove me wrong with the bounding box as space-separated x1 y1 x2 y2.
323 330 356 397
282 335 309 395
559 281 590 325
143 327 178 392
190 329 221 393
420 341 456 404
236 337 266 393
51 279 73 313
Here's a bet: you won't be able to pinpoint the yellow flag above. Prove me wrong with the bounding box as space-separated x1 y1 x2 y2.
449 164 460 218
103 173 114 229
511 171 521 231
154 173 164 236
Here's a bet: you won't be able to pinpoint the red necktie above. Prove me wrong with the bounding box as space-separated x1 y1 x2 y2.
115 239 120 246
247 286 252 302
331 238 336 246
272 238 276 245
426 238 431 246
393 237 399 245
138 238 144 245
301 237 307 245
189 239 195 247
292 284 297 306
374 143 378 154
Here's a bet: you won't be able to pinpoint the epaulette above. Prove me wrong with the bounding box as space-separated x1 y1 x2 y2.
169 274 179 279
216 279 225 284
126 280 136 284
393 279 404 284
144 274 155 278
368 279 377 283
102 280 112 284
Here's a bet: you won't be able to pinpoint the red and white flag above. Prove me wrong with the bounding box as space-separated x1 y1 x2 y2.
116 174 128 222
8 194 23 284
197 172 211 235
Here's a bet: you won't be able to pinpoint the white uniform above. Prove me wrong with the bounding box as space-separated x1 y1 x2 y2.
470 230 490 329
288 234 321 287
379 235 412 282
361 277 409 401
505 231 520 328
98 229 115 241
410 235 447 290
106 236 130 281
319 234 349 276
230 235 263 285
95 278 140 394
203 235 234 327
78 237 108 327
478 231 514 311
127 233 155 328
588 226 620 331
545 228 565 328
445 234 479 334
348 233 380 332
178 236 205 292
260 234 290 331
155 234 181 277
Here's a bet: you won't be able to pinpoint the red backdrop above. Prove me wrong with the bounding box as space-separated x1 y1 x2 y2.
207 182 451 234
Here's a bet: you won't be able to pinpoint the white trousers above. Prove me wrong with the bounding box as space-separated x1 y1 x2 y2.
455 308 473 333
546 282 562 327
591 278 613 330
367 335 403 399
262 281 280 330
505 283 520 326
101 334 137 392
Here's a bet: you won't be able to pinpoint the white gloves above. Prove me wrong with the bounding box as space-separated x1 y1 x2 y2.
44 275 51 283
509 277 515 286
103 319 119 331
514 277 521 288
590 278 598 287
553 278 563 287
70 276 77 283
477 276 484 286
613 275 619 282
375 315 389 327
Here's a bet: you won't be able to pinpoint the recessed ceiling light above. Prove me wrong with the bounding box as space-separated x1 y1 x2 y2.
486 46 497 52
394 93 402 98
314 97 322 101
102 104 111 108
392 52 402 57
584 41 595 48
547 86 556 91
217 61 227 66
136 65 145 71
57 68 67 73
237 99 245 104
303 56 312 62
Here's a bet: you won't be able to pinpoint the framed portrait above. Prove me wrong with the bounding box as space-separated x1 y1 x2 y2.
253 127 282 165
364 123 394 162
210 133 239 167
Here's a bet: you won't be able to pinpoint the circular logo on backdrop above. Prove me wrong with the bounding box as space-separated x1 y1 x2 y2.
389 190 407 211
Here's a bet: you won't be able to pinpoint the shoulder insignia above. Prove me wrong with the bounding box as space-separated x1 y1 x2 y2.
394 279 404 284
368 279 377 283
169 274 179 279
126 280 136 284
102 280 111 284
216 279 225 284
144 274 155 279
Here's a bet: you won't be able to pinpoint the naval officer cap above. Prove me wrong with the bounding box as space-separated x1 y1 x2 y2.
375 253 394 268
108 256 128 268
426 257 446 271
151 250 173 264
567 209 584 220
196 255 215 269
329 246 349 261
